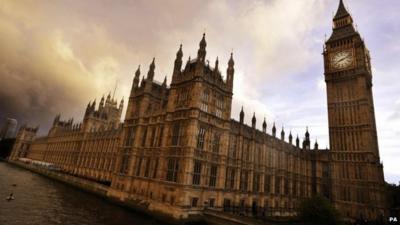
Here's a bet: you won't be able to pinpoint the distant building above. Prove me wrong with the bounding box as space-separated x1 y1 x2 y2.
0 118 17 140
9 0 387 222
0 138 16 159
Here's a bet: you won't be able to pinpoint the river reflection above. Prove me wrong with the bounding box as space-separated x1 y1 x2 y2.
0 162 164 225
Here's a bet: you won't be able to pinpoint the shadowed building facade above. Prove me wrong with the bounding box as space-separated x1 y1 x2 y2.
10 94 123 184
9 0 387 222
323 0 386 220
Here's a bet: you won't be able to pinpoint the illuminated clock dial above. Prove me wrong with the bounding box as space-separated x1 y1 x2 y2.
332 50 353 69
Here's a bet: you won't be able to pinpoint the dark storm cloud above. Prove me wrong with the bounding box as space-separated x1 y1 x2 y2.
1 0 400 182
0 0 327 134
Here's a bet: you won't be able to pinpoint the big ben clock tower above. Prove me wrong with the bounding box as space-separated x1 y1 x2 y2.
324 0 387 221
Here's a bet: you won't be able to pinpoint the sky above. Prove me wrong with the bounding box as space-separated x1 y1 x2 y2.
0 0 399 183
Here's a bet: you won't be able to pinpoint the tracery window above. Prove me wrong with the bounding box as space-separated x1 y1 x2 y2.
215 95 224 118
275 177 281 194
225 168 235 189
200 90 209 112
141 127 147 147
124 127 135 146
150 128 156 147
240 171 248 191
197 127 206 150
192 160 202 185
135 157 142 176
144 158 151 177
209 164 217 187
264 175 271 193
228 135 237 159
119 148 130 174
152 158 159 178
253 174 260 193
166 158 179 182
171 122 181 146
157 126 164 147
211 133 220 153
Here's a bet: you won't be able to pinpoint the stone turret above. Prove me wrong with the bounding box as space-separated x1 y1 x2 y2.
251 113 256 129
172 44 183 82
99 95 105 109
227 53 234 90
147 58 155 81
262 118 267 133
133 65 140 89
314 139 319 150
197 33 206 63
119 98 124 114
303 127 311 150
239 107 244 124
272 122 276 137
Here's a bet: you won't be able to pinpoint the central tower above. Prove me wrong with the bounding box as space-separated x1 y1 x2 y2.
323 0 386 220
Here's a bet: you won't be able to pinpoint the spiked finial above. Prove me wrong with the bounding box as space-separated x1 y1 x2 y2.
272 122 276 137
240 106 244 124
177 44 183 58
305 126 310 138
147 57 155 80
314 139 319 150
200 33 206 48
100 95 105 107
228 52 234 67
184 56 191 71
133 65 141 88
262 117 267 132
135 65 141 77
227 52 235 87
252 112 256 128
197 33 207 62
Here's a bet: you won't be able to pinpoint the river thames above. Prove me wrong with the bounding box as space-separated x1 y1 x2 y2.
0 162 164 225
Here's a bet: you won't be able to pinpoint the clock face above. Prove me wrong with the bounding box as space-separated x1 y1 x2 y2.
332 50 353 69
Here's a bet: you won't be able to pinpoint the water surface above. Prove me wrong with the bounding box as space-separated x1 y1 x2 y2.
0 162 163 225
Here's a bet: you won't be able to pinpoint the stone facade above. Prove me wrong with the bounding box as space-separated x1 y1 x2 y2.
9 0 387 222
10 94 123 184
323 0 386 220
9 125 39 160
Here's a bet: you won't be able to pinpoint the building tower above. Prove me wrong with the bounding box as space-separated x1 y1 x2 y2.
323 0 386 220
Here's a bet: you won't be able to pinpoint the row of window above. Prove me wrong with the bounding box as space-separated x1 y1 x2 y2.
192 160 218 187
225 169 309 196
124 125 165 148
196 126 220 153
200 90 224 118
339 186 369 204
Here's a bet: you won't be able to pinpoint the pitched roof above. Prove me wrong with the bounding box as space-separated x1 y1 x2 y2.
334 0 350 20
327 24 357 43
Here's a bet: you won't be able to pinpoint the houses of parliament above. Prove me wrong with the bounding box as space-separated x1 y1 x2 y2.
9 0 387 222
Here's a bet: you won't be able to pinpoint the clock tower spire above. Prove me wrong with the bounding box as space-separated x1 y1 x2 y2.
324 0 387 221
334 0 351 22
